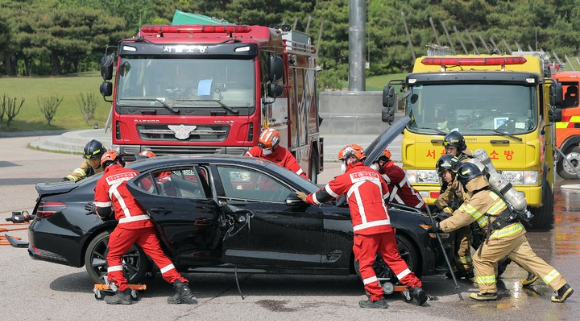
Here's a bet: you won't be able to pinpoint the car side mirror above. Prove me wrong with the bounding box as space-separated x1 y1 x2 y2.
267 82 283 98
286 192 306 206
551 81 563 107
100 54 115 80
269 55 284 82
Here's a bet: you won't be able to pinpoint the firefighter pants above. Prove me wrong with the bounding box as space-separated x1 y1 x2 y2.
473 224 567 294
353 232 422 302
106 226 188 292
454 226 473 274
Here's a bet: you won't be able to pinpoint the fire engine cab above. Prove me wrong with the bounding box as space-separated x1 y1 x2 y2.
99 24 323 182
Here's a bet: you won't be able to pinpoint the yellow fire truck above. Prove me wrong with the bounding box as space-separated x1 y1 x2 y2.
382 54 562 228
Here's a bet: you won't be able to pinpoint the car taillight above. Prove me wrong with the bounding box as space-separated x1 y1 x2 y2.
36 201 66 218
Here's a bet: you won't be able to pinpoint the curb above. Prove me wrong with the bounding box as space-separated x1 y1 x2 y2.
0 130 68 138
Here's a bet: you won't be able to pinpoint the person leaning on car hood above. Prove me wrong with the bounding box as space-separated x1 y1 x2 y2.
296 144 428 309
92 150 196 306
64 139 106 182
245 128 309 179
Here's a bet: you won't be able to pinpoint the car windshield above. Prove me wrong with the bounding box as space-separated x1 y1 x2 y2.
115 57 255 108
405 84 537 135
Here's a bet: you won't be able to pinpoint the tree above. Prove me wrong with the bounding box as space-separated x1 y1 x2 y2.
38 95 63 126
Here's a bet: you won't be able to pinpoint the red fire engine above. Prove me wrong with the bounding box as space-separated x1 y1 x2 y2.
99 24 323 181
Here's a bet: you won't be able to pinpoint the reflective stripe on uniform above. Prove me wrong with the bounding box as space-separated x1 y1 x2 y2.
542 269 561 285
461 204 486 227
160 263 176 274
490 222 524 239
476 275 496 285
94 201 112 207
456 255 472 264
109 184 133 220
487 199 507 215
296 168 303 175
348 181 368 223
119 215 150 224
397 268 411 280
363 276 378 285
325 184 339 198
353 219 391 232
108 265 123 273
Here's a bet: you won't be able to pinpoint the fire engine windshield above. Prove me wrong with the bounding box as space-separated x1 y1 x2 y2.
405 84 537 135
115 57 255 109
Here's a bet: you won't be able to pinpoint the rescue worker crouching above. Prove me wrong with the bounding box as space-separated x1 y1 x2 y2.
245 128 309 179
430 163 574 302
64 139 106 182
296 144 427 309
434 155 474 280
93 150 196 305
370 148 425 210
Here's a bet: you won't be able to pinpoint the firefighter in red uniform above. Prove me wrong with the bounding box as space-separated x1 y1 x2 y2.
370 148 425 209
296 144 427 309
245 128 309 179
93 150 196 305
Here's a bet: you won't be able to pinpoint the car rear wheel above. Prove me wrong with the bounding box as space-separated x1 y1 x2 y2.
84 230 149 284
354 233 421 283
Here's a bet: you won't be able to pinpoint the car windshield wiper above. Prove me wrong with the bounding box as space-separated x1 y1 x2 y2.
409 125 447 136
118 98 179 114
492 129 523 142
176 99 239 115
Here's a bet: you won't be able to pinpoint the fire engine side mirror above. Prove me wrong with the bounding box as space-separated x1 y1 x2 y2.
100 54 115 80
551 81 563 107
267 83 283 98
269 56 284 81
383 85 396 108
100 82 113 100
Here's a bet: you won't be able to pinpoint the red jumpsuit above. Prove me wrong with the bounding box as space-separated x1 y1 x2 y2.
378 160 425 209
94 164 187 291
245 146 308 179
304 162 422 301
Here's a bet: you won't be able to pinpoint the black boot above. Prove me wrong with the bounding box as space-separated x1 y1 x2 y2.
552 283 574 303
359 298 388 309
105 289 132 305
409 286 428 306
522 272 538 286
168 280 197 304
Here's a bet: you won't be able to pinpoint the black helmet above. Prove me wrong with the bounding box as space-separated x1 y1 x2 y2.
443 131 467 153
83 140 106 160
456 162 483 187
436 154 460 176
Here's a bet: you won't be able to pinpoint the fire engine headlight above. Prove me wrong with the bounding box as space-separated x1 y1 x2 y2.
406 170 439 184
501 171 524 184
523 171 539 184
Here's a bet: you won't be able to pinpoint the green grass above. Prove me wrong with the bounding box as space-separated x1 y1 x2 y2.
0 72 110 132
342 73 408 91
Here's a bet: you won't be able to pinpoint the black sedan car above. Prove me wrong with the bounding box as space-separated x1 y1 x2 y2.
28 118 453 294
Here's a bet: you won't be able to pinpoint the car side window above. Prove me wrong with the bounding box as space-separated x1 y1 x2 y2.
135 167 207 199
217 166 291 202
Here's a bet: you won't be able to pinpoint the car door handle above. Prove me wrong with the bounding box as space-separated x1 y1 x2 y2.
150 207 172 215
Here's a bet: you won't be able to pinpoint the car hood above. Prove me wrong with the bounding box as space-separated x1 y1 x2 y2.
363 115 410 166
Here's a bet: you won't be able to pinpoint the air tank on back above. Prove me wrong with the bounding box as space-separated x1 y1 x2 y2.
471 149 527 212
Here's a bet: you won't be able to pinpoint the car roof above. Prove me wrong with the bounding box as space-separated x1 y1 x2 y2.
128 154 278 170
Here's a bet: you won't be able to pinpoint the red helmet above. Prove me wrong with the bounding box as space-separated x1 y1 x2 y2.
338 144 365 161
139 150 156 158
100 150 119 167
258 128 280 150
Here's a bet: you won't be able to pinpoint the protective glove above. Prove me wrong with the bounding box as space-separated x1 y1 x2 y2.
84 202 96 215
296 191 308 202
436 211 451 222
62 176 71 182
442 207 454 214
427 222 442 234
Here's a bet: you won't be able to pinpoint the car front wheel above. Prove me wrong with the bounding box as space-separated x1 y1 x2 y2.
84 230 149 284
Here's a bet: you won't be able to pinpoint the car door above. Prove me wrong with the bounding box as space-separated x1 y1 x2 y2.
211 163 324 269
127 164 222 268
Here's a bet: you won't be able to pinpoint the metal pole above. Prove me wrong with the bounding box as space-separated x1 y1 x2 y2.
292 18 298 31
453 26 468 54
501 39 512 54
348 0 366 92
514 41 522 51
440 21 456 54
553 51 565 66
489 37 500 52
477 33 490 53
429 17 441 46
305 16 312 34
401 11 416 61
565 55 576 71
315 18 324 60
464 29 479 54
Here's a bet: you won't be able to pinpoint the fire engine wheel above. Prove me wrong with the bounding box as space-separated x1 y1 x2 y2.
84 230 150 284
557 147 580 180
354 233 421 288
529 182 554 229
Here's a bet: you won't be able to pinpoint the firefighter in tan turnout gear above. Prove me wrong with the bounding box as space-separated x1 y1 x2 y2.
431 162 574 302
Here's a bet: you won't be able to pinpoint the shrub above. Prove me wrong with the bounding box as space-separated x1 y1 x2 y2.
38 95 63 126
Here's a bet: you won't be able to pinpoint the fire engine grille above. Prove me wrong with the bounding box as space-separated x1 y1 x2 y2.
142 145 248 156
137 124 229 142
